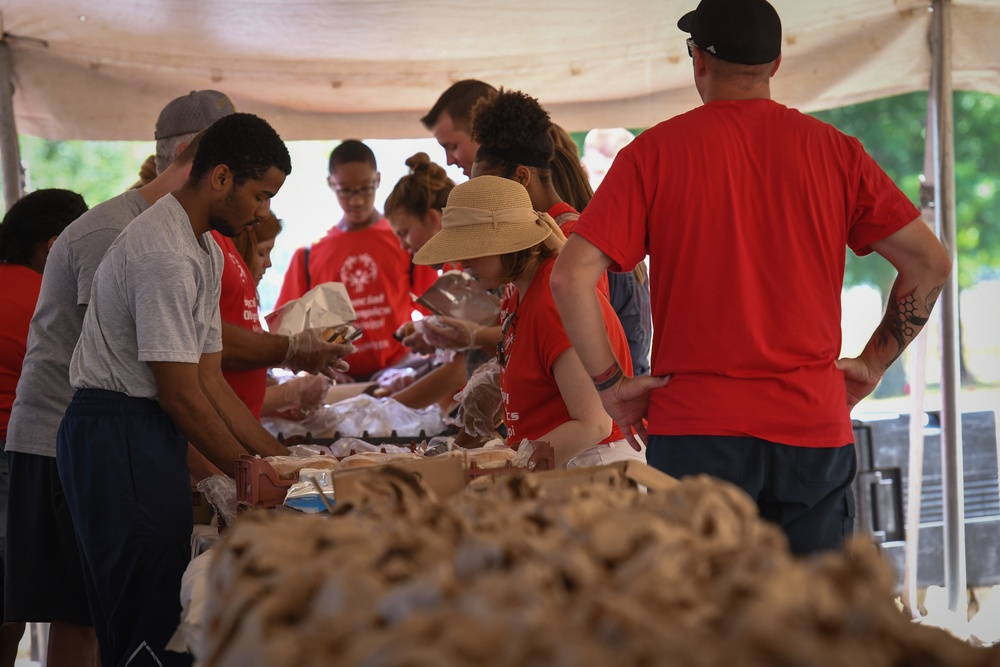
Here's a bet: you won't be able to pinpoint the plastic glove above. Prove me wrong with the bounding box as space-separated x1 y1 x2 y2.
454 360 502 438
283 327 356 379
397 322 437 355
270 374 331 421
371 366 418 393
420 316 484 351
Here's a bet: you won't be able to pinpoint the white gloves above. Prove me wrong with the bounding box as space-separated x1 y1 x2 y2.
454 360 503 437
268 374 331 421
422 316 484 351
283 327 355 379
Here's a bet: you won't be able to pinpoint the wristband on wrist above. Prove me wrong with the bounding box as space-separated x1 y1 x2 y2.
591 362 623 391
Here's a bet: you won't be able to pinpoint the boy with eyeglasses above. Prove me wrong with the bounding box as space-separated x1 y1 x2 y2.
276 140 437 381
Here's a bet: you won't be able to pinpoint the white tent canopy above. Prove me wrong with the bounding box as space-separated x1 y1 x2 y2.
0 0 991 621
3 0 1000 142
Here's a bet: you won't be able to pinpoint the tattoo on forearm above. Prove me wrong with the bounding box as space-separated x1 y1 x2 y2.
875 285 938 368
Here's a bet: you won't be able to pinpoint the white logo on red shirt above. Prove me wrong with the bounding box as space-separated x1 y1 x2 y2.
340 254 378 292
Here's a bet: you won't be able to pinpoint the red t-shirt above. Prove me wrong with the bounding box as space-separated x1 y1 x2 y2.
0 264 42 440
573 99 920 448
499 256 632 444
213 232 266 418
275 219 438 380
548 201 610 298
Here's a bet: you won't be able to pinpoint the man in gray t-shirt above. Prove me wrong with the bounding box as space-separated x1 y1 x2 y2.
2 138 197 666
57 113 294 667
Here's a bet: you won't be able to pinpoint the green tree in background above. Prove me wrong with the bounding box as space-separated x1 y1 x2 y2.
0 136 152 211
814 92 1000 390
813 91 1000 290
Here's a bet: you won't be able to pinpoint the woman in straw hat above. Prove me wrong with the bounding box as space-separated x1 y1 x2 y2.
413 176 644 467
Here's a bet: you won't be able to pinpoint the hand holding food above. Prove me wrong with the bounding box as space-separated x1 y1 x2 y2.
282 327 356 378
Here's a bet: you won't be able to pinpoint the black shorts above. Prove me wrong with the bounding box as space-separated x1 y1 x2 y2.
4 450 92 625
646 434 857 556
58 388 193 667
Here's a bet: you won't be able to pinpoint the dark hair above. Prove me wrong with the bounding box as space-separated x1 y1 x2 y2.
421 79 497 131
0 188 88 265
384 153 454 220
499 242 557 284
189 113 291 186
328 139 377 172
471 88 554 181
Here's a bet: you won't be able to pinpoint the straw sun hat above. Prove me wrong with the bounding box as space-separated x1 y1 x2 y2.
412 176 565 266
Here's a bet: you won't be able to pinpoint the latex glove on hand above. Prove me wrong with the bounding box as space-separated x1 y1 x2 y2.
270 374 330 421
396 322 437 355
454 360 502 438
372 366 418 394
421 316 483 351
283 327 356 379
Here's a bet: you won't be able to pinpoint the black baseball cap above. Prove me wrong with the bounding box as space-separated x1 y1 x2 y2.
677 0 782 65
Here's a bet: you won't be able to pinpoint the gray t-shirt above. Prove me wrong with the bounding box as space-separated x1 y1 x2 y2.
70 194 223 399
6 189 148 457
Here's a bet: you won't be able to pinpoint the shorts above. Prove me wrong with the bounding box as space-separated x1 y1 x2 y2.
646 434 857 556
4 450 92 625
58 388 193 667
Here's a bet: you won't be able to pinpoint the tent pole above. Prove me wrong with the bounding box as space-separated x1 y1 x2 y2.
930 0 967 618
0 31 24 210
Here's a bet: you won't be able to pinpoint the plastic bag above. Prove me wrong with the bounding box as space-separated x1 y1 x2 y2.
283 468 336 514
196 475 237 527
415 270 501 326
263 394 446 440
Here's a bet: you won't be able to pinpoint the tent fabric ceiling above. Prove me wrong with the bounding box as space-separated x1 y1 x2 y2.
3 0 1000 142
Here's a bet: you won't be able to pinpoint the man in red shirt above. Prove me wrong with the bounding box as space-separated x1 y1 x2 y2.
551 0 951 555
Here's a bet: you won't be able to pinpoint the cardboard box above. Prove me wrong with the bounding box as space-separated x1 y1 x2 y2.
468 460 677 496
332 454 467 506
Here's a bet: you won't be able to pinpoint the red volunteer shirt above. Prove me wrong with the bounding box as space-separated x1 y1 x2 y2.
213 232 266 418
573 99 919 447
275 219 437 380
499 257 632 444
0 264 43 440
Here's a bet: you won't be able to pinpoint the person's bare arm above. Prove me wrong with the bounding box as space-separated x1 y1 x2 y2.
551 235 670 447
538 349 614 468
197 352 290 458
220 321 288 370
551 235 617 373
836 218 952 408
149 360 256 478
391 355 467 410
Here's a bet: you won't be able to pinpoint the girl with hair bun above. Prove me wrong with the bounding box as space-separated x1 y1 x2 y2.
381 153 479 412
384 152 454 256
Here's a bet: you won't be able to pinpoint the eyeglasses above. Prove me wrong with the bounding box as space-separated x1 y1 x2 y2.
686 38 698 58
496 311 518 369
328 179 377 199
